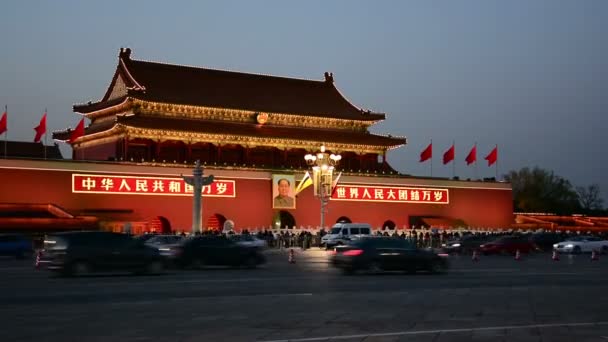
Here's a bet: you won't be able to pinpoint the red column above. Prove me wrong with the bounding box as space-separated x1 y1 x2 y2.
283 148 288 166
124 136 129 161
187 142 192 162
155 140 161 161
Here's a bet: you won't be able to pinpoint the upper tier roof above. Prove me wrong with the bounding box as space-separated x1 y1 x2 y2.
74 48 385 122
53 115 406 149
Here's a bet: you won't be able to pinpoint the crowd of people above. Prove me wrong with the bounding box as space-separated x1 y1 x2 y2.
139 227 608 251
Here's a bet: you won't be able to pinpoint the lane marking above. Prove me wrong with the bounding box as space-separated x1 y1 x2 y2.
107 293 314 306
258 321 608 342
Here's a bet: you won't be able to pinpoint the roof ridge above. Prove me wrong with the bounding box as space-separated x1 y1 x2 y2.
128 57 330 85
120 114 405 139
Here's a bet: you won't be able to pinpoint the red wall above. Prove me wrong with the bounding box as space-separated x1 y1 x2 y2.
0 160 513 231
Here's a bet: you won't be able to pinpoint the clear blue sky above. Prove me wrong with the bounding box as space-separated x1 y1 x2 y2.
1 0 607 201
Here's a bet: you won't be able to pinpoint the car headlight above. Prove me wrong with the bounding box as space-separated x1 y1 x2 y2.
553 244 558 248
480 244 485 248
451 243 461 247
565 244 574 248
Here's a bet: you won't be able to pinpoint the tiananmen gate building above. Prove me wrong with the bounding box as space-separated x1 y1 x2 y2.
0 49 513 234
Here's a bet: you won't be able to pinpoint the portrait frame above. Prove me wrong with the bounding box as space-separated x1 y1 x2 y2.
272 174 296 209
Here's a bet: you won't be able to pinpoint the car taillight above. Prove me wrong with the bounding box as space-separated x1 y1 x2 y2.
343 249 364 256
329 249 337 255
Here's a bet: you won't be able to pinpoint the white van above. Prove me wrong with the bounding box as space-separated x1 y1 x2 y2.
321 223 372 248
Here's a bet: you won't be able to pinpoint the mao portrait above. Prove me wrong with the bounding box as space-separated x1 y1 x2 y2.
272 174 296 209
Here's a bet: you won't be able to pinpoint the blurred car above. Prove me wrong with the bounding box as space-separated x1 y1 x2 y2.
331 237 449 275
134 234 158 243
228 234 267 249
0 234 33 259
144 234 185 258
441 234 489 254
528 232 566 252
40 231 165 276
479 235 536 255
553 236 608 254
173 235 265 269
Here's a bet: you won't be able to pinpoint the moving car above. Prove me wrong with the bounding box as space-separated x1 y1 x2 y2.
40 231 165 276
478 235 536 255
0 234 33 259
553 236 608 254
321 223 372 249
173 235 265 269
528 232 566 252
331 237 449 275
228 234 267 249
441 234 489 254
144 234 185 259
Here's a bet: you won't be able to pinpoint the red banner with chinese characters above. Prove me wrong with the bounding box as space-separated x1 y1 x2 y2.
331 184 449 204
72 174 235 197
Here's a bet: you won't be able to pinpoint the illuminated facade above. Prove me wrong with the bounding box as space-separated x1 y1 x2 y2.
0 49 513 232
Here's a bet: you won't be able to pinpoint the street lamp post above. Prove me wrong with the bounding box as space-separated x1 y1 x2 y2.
305 145 341 230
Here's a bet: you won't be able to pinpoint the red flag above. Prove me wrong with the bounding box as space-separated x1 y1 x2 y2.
465 145 476 165
69 118 85 143
34 112 47 143
330 172 342 197
419 143 432 162
484 146 498 166
0 111 6 135
442 144 454 165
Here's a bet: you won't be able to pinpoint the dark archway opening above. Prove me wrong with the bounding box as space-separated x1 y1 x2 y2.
206 213 226 232
382 220 396 230
158 216 172 234
149 216 172 234
336 216 352 223
275 210 296 229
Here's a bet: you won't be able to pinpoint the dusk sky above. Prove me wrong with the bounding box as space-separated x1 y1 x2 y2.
1 1 607 201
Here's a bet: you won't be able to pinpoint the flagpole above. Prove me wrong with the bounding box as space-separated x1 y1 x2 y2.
44 108 47 160
474 142 478 180
3 105 7 159
430 139 433 177
495 144 498 180
452 140 455 179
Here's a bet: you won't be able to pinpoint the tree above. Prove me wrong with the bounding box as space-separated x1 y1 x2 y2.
576 184 604 213
504 167 581 214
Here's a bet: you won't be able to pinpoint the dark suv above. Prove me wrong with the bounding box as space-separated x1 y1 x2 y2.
41 231 164 276
173 235 266 269
331 237 449 275
0 234 33 259
442 234 490 254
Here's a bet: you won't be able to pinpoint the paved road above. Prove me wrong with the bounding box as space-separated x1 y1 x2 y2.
1 250 607 342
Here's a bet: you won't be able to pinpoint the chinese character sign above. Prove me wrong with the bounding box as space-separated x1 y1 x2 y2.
72 174 235 197
331 184 449 204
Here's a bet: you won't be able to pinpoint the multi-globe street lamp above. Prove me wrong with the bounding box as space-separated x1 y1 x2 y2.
304 145 341 229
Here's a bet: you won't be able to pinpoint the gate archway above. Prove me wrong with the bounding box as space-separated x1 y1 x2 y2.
274 210 296 229
149 216 172 234
336 216 352 223
382 220 396 230
206 213 226 232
